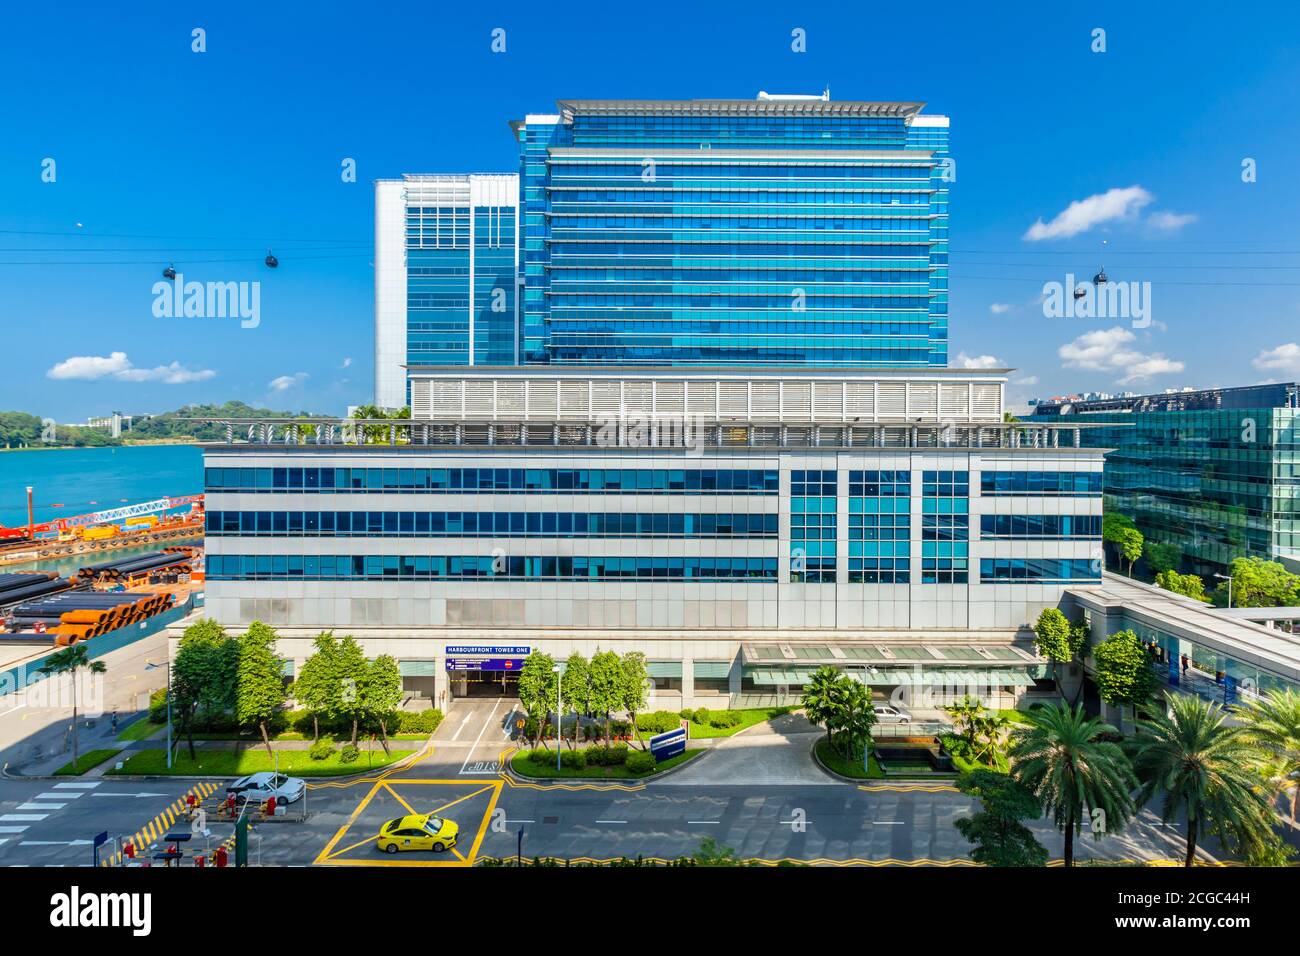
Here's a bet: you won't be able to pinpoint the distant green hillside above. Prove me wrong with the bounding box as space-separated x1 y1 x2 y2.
0 401 332 448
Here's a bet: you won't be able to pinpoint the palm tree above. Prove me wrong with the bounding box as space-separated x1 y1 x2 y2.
1009 702 1137 866
837 679 877 761
38 645 107 773
800 666 844 752
1131 694 1276 866
1235 688 1300 828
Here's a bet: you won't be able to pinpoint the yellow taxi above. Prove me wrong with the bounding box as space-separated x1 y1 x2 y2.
377 813 459 854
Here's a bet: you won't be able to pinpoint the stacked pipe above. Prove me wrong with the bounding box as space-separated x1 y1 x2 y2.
9 592 175 645
0 572 72 609
76 551 192 583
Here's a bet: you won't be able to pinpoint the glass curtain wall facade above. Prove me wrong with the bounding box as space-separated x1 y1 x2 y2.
374 175 518 408
1031 404 1300 575
513 97 950 367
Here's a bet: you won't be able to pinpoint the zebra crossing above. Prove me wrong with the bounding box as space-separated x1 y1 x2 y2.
0 781 101 846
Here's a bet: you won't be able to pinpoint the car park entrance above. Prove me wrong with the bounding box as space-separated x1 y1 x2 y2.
446 644 529 699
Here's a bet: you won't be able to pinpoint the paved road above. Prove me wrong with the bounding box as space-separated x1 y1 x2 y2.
0 776 209 866
0 631 169 774
0 696 1233 867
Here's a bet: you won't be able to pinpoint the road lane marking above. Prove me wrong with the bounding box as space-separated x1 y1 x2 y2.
687 820 719 824
452 710 475 742
35 792 81 801
0 815 47 822
52 782 101 790
0 826 30 834
459 698 503 775
17 804 65 811
595 819 627 824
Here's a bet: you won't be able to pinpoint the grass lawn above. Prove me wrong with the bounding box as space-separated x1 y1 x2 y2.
511 748 704 779
53 749 123 776
106 747 416 777
950 752 1008 775
813 738 884 779
997 708 1035 726
116 719 165 743
684 707 794 739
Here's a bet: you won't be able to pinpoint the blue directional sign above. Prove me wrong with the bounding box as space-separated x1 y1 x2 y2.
649 726 687 763
92 830 108 867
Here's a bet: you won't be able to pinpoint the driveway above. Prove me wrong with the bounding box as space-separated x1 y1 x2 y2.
656 711 837 786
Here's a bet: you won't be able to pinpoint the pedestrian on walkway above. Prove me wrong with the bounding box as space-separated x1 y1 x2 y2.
110 711 118 735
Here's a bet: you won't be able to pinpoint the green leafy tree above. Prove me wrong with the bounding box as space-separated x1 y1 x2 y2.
800 665 845 751
1143 541 1181 576
171 618 238 757
234 621 286 756
588 650 624 748
1092 629 1158 714
38 645 107 773
1009 702 1138 867
1214 556 1300 608
360 654 403 754
1131 694 1276 867
618 652 651 750
334 635 369 746
1155 570 1208 602
294 632 343 743
561 653 591 749
955 769 1049 867
516 651 558 748
1116 527 1144 576
1235 688 1300 827
1032 608 1089 699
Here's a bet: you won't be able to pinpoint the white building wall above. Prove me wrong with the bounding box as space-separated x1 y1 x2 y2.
373 180 408 409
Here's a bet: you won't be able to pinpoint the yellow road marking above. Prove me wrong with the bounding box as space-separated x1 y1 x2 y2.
430 784 493 816
383 783 417 816
314 778 503 868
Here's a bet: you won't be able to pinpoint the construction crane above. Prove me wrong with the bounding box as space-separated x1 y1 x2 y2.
0 494 204 542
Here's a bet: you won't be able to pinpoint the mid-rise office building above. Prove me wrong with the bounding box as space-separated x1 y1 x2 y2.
374 174 519 408
1031 383 1300 576
513 94 950 368
198 368 1104 712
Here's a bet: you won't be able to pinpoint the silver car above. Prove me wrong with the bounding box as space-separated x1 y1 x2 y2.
872 703 912 723
227 771 306 806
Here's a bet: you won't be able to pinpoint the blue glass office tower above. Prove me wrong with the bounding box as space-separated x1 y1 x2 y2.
374 175 518 408
512 93 950 367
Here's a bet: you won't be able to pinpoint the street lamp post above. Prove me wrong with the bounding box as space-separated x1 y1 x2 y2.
1214 572 1234 608
145 659 173 769
552 663 562 772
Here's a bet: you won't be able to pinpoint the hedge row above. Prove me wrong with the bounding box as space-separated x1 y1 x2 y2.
152 705 443 737
523 745 657 774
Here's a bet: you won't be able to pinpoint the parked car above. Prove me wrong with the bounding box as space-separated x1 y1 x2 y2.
377 813 459 854
872 703 912 723
227 772 306 806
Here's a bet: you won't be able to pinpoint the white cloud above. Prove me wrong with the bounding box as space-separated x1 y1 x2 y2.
1013 375 1039 386
46 351 215 384
1252 342 1300 375
340 357 353 369
1146 210 1197 232
1058 326 1184 384
1023 186 1153 241
269 372 309 392
989 303 1012 315
956 351 1002 369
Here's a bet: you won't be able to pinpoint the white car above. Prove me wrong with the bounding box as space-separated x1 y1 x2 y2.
873 703 912 723
227 772 306 806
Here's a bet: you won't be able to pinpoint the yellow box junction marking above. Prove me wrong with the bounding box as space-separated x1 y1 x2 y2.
314 778 503 868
